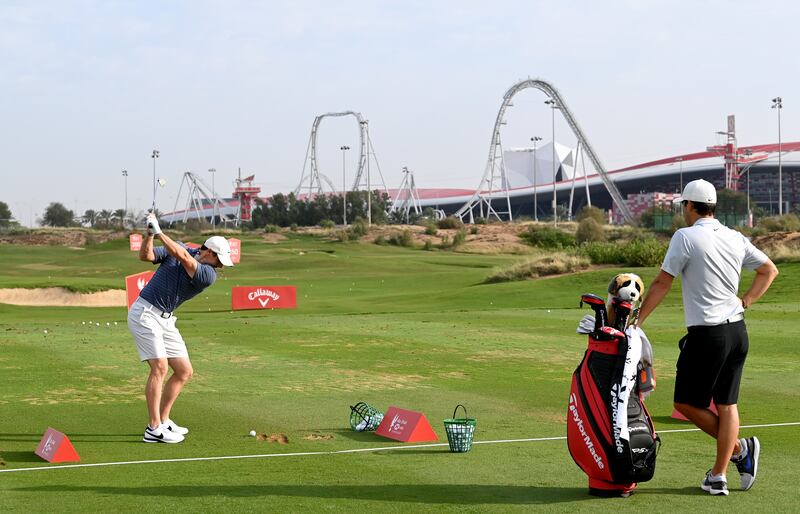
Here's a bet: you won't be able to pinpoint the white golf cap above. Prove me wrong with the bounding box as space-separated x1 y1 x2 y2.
204 236 234 267
673 179 717 204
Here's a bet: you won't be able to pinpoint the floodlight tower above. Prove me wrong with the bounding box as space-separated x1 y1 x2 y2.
531 136 542 221
545 98 559 226
122 169 128 227
772 97 783 214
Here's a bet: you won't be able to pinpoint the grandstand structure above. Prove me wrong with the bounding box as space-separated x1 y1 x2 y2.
408 141 800 222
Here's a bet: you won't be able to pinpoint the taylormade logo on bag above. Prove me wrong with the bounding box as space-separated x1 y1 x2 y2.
569 394 605 470
610 384 624 454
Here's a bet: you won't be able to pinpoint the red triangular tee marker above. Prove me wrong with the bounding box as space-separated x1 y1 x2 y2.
376 406 438 443
35 428 80 463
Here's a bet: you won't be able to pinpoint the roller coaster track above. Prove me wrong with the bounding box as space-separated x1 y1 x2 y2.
455 79 634 225
294 111 387 196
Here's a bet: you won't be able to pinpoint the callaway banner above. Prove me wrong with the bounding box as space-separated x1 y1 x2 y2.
231 286 297 311
125 270 156 309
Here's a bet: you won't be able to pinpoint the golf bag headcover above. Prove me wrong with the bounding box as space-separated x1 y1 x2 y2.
567 324 660 497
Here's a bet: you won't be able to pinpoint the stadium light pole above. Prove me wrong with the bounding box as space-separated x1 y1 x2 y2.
742 149 754 227
360 120 371 226
531 136 542 221
340 145 350 226
122 170 128 228
151 149 159 212
545 99 558 227
675 157 683 193
772 97 783 215
208 168 217 229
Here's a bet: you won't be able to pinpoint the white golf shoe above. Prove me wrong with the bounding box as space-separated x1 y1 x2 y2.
163 418 189 435
143 424 185 444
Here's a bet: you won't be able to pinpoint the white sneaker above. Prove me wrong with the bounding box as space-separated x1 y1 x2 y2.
143 424 184 443
163 418 189 435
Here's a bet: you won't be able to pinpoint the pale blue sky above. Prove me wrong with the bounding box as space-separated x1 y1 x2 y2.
1 0 798 225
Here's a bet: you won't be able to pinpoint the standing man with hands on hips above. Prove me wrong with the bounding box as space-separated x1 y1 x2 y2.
636 179 778 495
127 212 234 443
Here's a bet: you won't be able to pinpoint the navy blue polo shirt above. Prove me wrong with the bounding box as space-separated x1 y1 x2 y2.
139 243 217 313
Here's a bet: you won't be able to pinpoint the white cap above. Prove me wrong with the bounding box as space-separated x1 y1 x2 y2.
673 179 717 204
203 236 234 267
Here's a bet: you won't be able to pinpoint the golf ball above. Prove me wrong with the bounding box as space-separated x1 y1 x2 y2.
547 309 551 313
249 430 257 437
43 330 48 334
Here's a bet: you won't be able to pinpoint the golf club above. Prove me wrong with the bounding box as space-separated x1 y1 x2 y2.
151 149 160 211
580 293 607 331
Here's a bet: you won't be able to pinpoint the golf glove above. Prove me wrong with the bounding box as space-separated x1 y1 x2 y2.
576 314 596 334
146 213 162 235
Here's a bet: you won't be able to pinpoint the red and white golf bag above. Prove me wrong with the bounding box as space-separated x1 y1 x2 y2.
567 294 660 497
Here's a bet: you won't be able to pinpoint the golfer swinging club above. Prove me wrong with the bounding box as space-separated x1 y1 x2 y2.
128 212 234 443
637 179 778 495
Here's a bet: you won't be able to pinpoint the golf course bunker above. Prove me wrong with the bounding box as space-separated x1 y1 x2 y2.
0 287 126 307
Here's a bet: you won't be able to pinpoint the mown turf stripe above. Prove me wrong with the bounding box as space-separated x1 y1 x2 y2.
2 421 797 474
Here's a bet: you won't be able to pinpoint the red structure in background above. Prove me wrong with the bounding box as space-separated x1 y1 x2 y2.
233 173 261 223
706 115 769 191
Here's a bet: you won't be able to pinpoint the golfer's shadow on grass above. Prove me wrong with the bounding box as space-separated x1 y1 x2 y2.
0 433 141 443
320 429 386 442
0 451 42 463
15 484 703 502
16 484 595 504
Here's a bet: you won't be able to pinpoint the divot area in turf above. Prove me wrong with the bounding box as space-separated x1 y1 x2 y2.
304 433 334 441
257 433 289 444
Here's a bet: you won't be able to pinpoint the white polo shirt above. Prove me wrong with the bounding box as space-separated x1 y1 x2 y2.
661 217 768 327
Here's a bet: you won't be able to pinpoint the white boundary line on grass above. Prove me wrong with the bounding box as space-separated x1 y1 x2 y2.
1 421 798 475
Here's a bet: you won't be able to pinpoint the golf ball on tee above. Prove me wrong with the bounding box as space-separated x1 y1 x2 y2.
249 430 257 437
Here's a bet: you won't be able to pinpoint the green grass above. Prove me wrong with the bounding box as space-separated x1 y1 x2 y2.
1 233 798 512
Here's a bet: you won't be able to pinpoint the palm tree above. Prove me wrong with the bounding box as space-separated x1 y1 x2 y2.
113 208 127 229
98 209 112 228
83 209 97 228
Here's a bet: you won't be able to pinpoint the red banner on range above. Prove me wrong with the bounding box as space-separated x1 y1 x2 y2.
231 286 297 310
229 238 241 264
125 270 156 309
129 234 142 251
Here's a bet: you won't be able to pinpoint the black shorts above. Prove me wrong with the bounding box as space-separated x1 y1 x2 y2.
674 320 749 407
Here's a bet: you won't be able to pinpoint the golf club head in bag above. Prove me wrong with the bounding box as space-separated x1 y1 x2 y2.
609 298 633 331
580 293 608 332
